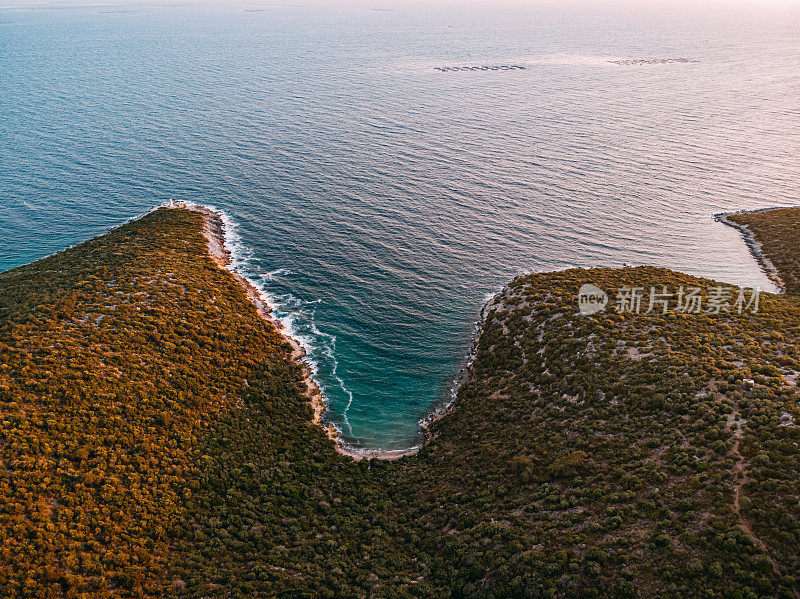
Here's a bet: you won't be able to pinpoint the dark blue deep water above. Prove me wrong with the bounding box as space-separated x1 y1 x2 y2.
2 1 799 451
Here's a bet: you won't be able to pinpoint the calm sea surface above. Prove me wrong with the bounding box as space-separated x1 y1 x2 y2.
2 1 798 451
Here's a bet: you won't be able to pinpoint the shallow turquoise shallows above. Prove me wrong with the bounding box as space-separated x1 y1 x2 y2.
1 1 798 451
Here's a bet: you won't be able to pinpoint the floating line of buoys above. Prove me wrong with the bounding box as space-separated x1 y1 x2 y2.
608 58 699 65
434 65 527 72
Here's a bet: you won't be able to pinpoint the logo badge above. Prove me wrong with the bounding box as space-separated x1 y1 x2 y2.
578 284 608 315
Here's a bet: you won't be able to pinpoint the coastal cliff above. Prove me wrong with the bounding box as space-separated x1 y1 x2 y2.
1 207 799 598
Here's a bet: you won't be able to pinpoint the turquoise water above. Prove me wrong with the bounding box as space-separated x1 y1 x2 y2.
1 1 798 451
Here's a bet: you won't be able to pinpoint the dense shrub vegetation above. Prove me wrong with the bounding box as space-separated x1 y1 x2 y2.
1 207 799 597
0 209 302 596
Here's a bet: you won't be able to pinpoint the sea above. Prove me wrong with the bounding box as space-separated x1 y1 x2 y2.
1 0 798 452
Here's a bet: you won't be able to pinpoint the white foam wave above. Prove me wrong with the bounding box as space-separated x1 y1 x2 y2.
170 202 434 456
295 320 356 437
178 201 331 418
198 209 360 441
482 286 503 304
255 272 358 439
263 268 292 278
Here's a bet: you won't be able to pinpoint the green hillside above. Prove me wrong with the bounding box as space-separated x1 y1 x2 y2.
1 207 798 598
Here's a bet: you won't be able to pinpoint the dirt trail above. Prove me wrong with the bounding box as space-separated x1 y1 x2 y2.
726 408 781 574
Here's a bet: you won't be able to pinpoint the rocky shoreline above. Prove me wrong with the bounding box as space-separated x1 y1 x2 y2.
179 203 423 461
184 203 791 462
419 287 501 441
714 208 786 293
172 205 336 444
188 201 517 461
